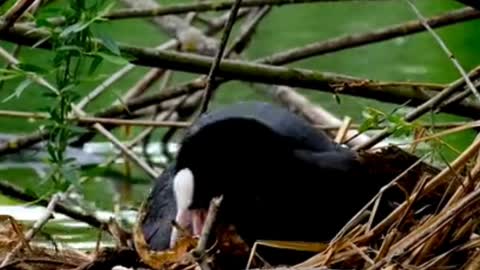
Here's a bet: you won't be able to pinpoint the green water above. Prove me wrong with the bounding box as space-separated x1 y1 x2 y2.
0 0 479 250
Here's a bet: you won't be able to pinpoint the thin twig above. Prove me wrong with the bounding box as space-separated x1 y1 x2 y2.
117 68 166 103
0 109 191 127
76 41 177 110
225 5 272 57
261 7 480 65
334 116 352 144
405 0 480 102
0 192 63 267
105 0 375 19
354 66 480 150
0 181 106 229
330 153 431 243
1 23 448 99
1 7 478 157
192 196 223 270
0 0 35 33
200 0 244 113
93 123 160 178
359 137 480 247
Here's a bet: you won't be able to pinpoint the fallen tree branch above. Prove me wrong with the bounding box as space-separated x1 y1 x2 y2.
0 22 445 100
2 9 479 155
0 109 191 127
106 0 366 19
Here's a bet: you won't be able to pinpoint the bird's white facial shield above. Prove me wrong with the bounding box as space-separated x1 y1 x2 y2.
170 168 207 248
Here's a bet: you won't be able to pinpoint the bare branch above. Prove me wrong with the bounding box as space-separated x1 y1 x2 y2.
225 6 272 57
120 0 218 56
0 0 35 33
106 0 385 20
260 7 480 65
200 0 244 113
354 66 480 150
405 0 480 102
0 109 190 127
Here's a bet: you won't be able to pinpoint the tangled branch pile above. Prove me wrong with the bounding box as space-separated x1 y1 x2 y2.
1 0 480 270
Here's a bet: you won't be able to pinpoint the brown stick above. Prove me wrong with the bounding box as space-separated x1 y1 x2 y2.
0 109 190 127
225 6 271 57
0 22 447 97
405 0 480 101
0 0 35 33
105 0 376 19
260 7 480 65
200 0 244 113
192 196 223 270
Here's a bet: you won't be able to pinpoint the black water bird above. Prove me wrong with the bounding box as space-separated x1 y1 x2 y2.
139 101 410 265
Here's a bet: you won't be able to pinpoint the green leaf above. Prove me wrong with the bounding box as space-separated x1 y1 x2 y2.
47 143 58 163
333 94 341 104
63 167 80 187
60 21 90 38
95 28 120 55
17 63 48 74
88 56 103 75
69 125 89 135
2 79 33 102
24 187 39 198
56 45 84 53
96 52 129 65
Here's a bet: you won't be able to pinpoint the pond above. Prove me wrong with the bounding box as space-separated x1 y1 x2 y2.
0 0 479 251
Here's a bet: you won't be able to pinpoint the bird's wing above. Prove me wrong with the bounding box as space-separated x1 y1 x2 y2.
292 148 363 175
138 164 178 251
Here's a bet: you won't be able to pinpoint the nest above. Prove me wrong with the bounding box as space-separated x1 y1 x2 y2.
3 146 480 270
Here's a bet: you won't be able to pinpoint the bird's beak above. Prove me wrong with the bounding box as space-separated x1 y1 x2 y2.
170 168 208 248
170 208 208 248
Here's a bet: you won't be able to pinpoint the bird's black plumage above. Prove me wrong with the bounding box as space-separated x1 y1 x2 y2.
140 101 392 265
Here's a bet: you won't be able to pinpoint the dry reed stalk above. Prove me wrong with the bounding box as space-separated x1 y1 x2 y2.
0 109 190 128
464 249 480 270
373 228 397 262
334 116 352 144
417 246 457 269
381 187 480 266
361 137 480 245
348 242 374 266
